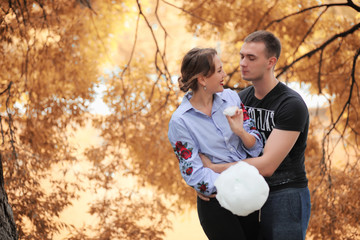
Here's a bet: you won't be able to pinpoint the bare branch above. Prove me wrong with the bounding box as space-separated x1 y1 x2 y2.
115 1 173 123
292 6 328 56
155 0 169 37
155 0 171 89
264 2 349 30
188 0 210 12
89 14 113 65
320 48 360 177
120 13 140 82
137 0 170 76
76 0 97 14
4 82 17 159
347 0 360 12
0 82 13 145
317 49 324 94
225 65 240 86
115 12 141 133
255 0 279 30
161 0 222 27
276 22 360 77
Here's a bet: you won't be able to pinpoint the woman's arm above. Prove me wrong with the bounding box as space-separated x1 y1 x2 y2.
168 119 220 196
226 109 256 149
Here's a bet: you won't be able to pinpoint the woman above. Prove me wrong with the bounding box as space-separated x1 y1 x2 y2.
168 48 263 240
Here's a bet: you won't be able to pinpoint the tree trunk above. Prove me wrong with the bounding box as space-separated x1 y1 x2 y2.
0 154 18 240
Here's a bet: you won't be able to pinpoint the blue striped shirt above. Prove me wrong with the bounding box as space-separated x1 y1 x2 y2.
168 89 263 196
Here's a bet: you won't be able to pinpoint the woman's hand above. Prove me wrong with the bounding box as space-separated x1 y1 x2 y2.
226 108 245 136
197 191 216 201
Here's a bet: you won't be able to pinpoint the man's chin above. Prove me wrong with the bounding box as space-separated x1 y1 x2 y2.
242 75 261 82
241 76 253 82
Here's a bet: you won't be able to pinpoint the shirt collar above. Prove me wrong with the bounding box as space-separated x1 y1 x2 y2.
177 91 228 116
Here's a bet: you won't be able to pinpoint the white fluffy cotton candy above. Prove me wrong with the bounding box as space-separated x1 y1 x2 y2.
214 161 269 216
223 106 239 117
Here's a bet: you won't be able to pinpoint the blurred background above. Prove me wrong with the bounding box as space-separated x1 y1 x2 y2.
0 0 359 239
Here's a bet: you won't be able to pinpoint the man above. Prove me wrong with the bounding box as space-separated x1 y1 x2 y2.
200 30 311 240
239 30 311 240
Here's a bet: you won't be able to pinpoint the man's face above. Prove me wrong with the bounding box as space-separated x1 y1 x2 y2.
239 42 270 82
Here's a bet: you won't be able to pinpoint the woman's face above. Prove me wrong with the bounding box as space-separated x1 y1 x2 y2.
203 54 227 93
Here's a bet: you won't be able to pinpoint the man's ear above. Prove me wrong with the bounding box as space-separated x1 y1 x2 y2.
268 56 277 69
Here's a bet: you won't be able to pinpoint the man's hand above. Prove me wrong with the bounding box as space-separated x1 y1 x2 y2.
199 153 213 168
199 152 237 173
197 191 216 201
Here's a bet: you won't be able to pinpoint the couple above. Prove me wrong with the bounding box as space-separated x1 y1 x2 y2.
168 30 311 240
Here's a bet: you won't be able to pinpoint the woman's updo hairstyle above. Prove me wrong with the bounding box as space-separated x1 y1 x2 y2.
178 48 217 92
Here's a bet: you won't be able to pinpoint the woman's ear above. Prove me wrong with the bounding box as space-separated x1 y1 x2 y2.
197 74 206 88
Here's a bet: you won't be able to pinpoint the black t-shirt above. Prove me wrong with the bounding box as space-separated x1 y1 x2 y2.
239 82 309 191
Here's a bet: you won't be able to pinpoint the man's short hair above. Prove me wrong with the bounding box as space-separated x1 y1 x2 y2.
244 30 281 59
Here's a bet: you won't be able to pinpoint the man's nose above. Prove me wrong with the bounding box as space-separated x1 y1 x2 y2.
240 58 246 66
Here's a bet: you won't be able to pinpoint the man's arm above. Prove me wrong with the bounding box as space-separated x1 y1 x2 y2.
199 153 237 173
197 129 300 201
244 128 300 177
200 128 300 177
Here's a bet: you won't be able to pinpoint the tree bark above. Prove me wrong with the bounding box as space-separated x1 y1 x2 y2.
0 154 18 240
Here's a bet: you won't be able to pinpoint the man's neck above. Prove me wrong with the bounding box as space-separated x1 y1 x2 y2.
252 75 279 100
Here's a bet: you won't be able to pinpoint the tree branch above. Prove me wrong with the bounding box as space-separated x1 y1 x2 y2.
255 0 279 30
317 49 324 94
155 0 169 37
347 0 360 12
136 0 171 79
292 6 328 56
320 47 360 175
264 2 350 30
161 0 222 27
276 22 360 78
116 1 173 123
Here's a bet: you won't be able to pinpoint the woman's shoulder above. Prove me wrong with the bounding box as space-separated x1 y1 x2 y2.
218 88 238 98
218 88 240 104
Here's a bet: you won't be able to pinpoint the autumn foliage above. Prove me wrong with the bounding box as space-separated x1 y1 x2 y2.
0 0 359 239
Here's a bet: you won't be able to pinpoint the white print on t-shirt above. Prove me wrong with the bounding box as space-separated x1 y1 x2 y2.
246 107 275 141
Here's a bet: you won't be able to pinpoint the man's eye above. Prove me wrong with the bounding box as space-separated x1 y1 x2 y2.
249 57 255 61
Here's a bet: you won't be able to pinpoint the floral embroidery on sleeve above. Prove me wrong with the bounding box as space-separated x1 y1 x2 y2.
241 102 250 121
174 141 193 162
182 162 193 176
173 141 211 195
197 181 209 194
173 141 194 176
241 103 261 139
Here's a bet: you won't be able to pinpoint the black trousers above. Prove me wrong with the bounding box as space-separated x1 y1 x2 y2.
197 197 260 240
